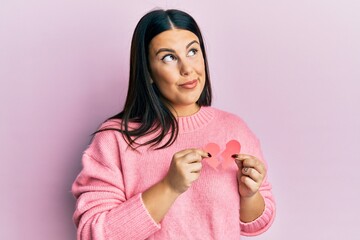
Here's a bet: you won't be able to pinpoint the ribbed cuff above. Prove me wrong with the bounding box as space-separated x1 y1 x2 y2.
104 193 161 239
240 197 276 236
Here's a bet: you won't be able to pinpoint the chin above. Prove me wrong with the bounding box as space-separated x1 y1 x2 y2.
183 96 202 105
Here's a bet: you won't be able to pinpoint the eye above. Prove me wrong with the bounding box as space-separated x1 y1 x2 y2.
161 54 177 62
187 48 198 57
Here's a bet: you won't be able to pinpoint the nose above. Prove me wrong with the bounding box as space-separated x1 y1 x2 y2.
179 58 193 76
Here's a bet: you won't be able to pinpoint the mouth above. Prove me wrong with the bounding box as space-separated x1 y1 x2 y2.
179 79 198 89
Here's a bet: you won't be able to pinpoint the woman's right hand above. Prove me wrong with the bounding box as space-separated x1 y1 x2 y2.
142 148 210 223
163 149 210 194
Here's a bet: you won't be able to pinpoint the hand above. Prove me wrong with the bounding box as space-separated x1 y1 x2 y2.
233 154 266 198
164 149 209 194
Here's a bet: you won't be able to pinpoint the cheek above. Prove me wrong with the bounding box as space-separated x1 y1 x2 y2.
157 69 178 85
194 58 206 75
151 64 177 83
152 68 179 93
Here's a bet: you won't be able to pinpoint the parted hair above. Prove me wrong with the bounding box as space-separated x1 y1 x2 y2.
93 9 212 149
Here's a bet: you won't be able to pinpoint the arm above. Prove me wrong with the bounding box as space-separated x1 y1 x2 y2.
142 149 209 223
233 133 276 236
72 130 209 239
239 179 276 236
141 179 180 223
72 131 161 240
240 191 265 223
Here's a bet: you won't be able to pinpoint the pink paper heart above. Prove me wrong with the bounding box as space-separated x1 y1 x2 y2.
220 140 241 170
203 143 221 170
203 140 241 171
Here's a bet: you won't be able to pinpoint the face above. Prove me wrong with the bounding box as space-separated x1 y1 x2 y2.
148 29 206 116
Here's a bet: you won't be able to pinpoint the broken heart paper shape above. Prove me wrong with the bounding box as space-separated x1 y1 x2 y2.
203 140 241 171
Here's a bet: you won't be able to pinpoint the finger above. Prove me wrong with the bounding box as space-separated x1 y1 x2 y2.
234 153 256 161
234 158 243 170
184 151 210 164
194 149 211 159
240 176 259 192
242 167 262 183
232 154 255 170
245 162 266 177
175 148 210 159
189 162 203 173
241 157 266 175
180 152 203 164
189 171 201 182
232 154 264 174
174 148 198 158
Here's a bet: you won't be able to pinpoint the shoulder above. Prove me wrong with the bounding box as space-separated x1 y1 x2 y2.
208 106 259 140
85 119 127 156
208 106 250 128
98 117 141 131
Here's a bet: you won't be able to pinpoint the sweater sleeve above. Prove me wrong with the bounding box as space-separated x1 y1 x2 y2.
239 135 276 236
71 130 161 240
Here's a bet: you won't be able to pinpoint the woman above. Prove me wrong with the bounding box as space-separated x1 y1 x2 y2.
72 9 276 239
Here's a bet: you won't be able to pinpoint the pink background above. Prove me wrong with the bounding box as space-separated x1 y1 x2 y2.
1 0 359 239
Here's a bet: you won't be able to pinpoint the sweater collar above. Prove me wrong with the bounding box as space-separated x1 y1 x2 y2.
177 106 215 133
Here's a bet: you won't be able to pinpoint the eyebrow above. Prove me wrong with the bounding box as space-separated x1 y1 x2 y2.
155 40 200 56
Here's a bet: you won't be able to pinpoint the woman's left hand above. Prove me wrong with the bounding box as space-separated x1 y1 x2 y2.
233 154 267 198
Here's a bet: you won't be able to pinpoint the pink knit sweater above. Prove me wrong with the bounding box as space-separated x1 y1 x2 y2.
72 107 275 239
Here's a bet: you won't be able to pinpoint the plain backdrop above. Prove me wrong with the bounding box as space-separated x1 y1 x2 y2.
1 0 360 239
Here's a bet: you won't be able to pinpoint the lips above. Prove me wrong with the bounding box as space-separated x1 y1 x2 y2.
179 79 198 89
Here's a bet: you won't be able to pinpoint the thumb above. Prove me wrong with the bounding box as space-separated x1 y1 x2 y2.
235 159 243 184
234 158 243 170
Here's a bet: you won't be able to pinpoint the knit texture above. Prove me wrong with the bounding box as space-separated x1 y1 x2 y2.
72 107 276 239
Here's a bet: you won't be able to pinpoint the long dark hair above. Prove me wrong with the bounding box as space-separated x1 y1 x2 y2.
93 9 212 149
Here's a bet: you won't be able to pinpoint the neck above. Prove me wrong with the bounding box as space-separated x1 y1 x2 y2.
169 104 201 117
159 97 201 117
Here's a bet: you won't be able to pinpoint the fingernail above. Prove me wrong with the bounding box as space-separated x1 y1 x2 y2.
208 152 212 157
244 167 248 172
231 154 238 158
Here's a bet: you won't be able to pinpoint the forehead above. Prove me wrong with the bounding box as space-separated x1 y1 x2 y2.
149 29 200 52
